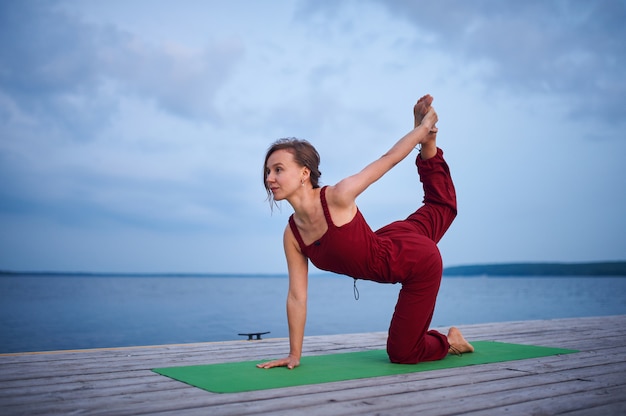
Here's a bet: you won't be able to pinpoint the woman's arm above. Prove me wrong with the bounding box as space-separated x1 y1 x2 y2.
256 225 308 369
330 105 438 207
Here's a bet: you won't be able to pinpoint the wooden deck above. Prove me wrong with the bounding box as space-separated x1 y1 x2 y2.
1 315 625 415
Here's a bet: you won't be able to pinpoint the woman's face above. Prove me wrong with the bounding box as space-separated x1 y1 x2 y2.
265 149 305 201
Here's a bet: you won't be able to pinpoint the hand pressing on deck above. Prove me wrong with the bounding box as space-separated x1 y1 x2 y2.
256 354 300 370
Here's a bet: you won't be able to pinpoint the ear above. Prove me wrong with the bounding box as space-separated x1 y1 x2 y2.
301 167 311 182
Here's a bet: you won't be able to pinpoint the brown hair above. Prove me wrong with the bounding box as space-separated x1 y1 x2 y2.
263 138 322 203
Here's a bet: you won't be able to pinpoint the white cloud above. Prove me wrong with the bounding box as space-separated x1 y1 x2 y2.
0 0 624 273
102 36 244 121
370 0 626 127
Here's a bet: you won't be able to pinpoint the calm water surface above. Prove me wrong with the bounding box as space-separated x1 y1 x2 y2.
0 275 624 353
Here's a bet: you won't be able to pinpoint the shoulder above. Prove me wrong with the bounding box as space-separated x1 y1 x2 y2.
283 221 295 241
324 183 356 210
321 184 358 226
283 222 301 251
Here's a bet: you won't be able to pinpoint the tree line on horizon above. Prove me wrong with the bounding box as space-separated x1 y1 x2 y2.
443 261 626 277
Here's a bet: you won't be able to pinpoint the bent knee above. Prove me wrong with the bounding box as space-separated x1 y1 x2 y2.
387 343 419 364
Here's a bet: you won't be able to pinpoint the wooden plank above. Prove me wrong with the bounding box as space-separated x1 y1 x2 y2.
144 357 626 416
561 400 626 416
4 343 621 406
0 316 624 416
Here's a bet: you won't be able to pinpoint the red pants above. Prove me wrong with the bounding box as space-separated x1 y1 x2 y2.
381 148 457 364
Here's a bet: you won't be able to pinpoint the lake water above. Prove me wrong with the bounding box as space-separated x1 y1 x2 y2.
1 274 625 354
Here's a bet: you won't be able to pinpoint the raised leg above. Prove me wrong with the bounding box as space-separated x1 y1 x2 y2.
404 148 457 243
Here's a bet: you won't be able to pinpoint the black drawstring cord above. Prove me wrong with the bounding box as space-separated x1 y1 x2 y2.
353 278 360 301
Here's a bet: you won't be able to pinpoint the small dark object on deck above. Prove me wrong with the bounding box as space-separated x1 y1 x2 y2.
238 331 270 340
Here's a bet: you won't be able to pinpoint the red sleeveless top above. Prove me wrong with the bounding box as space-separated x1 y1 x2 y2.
288 186 441 284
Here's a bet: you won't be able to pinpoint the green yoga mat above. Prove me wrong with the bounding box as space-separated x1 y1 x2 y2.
153 341 577 393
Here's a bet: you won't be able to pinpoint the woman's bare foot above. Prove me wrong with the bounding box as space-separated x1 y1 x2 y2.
413 95 438 160
414 94 433 128
447 327 475 355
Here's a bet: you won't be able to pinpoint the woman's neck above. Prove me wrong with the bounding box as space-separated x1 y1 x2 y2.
289 187 322 224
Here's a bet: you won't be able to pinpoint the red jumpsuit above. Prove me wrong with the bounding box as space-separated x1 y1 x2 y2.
288 148 457 364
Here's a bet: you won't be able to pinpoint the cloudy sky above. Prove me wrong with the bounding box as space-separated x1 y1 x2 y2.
1 0 624 274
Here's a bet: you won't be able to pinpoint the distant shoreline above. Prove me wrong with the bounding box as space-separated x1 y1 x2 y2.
443 261 626 277
1 261 626 277
0 271 288 278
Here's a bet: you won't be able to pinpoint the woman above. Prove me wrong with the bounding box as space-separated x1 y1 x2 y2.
258 95 474 369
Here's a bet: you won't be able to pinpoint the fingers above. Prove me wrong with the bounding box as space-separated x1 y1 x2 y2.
424 107 438 125
256 357 300 369
256 360 282 369
418 107 438 134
